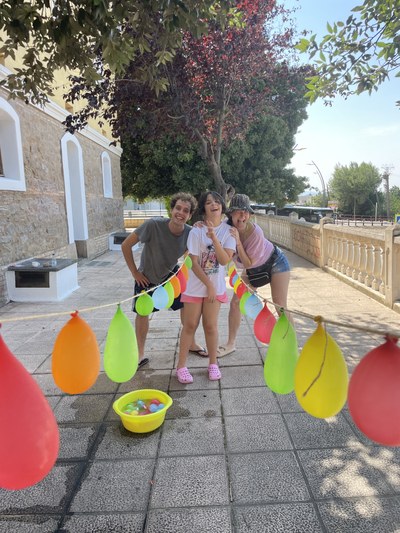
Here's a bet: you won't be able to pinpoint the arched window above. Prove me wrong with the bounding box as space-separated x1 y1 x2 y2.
0 97 26 191
101 151 113 198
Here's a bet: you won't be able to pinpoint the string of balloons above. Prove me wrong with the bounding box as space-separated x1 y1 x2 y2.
0 256 399 492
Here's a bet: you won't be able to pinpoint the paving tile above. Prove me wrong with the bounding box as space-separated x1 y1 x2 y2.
318 496 400 533
221 386 280 416
219 365 265 388
234 503 323 533
275 391 303 413
150 455 229 508
62 513 145 532
70 459 154 512
0 515 61 532
118 369 172 393
54 394 112 423
147 507 232 533
160 417 225 456
298 447 395 499
229 451 310 504
167 390 221 419
284 412 359 449
58 424 98 459
0 464 82 513
225 414 292 452
93 422 161 459
218 347 262 367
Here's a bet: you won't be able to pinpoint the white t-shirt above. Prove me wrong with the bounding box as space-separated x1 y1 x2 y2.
184 222 236 297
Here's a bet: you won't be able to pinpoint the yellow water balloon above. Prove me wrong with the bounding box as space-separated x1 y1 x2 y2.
295 323 348 418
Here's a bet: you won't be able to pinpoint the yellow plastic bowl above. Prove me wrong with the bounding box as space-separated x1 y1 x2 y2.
113 389 173 433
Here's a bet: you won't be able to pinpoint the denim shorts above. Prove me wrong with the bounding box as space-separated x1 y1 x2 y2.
246 246 290 288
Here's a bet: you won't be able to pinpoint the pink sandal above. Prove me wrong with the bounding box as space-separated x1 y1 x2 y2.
208 364 221 381
176 367 193 384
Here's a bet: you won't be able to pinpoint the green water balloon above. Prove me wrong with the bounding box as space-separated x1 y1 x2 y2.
264 311 298 394
164 281 175 308
184 255 192 269
136 292 154 316
239 291 252 315
104 305 138 383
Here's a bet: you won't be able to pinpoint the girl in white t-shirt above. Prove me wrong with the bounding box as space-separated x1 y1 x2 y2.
176 192 236 384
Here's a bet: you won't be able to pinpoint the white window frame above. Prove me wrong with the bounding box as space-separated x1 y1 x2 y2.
101 151 113 198
0 97 26 191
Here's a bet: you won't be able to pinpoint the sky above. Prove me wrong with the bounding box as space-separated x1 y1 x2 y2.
285 0 400 193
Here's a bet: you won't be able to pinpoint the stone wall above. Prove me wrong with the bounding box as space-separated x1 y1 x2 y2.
291 222 322 267
0 89 123 305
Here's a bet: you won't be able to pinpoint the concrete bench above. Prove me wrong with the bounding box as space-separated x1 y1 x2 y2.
6 258 79 302
109 230 140 252
109 231 130 251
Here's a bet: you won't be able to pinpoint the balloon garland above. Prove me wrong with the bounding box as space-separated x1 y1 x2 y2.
1 256 400 491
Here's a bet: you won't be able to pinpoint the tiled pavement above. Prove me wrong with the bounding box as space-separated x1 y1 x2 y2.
0 248 400 533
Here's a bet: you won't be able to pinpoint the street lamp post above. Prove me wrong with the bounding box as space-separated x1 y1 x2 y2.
308 161 327 207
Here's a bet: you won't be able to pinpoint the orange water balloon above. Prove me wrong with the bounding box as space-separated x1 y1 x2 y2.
0 334 59 490
170 276 181 298
52 312 100 394
181 263 189 280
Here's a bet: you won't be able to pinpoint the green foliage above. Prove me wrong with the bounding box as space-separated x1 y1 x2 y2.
390 186 400 215
296 0 400 104
0 0 238 104
221 114 307 204
121 134 211 201
329 162 382 215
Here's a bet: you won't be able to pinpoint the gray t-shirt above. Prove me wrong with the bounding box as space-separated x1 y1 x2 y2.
135 217 191 284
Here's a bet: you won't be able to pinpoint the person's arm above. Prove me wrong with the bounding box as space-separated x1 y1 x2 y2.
190 253 217 302
206 221 234 265
121 231 149 287
230 227 253 268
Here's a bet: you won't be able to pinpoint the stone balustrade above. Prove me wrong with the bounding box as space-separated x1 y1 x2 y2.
255 214 400 314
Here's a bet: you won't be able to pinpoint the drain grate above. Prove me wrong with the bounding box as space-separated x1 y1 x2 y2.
87 261 113 267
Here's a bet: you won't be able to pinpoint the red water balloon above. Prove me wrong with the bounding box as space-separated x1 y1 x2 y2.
348 337 400 446
176 270 187 293
254 304 277 344
0 334 59 490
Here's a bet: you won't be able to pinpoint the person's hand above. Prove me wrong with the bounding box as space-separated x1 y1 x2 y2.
193 221 205 229
205 220 216 241
134 271 150 287
229 227 240 245
206 284 217 303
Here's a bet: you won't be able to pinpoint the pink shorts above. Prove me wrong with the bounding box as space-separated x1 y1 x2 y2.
181 293 229 304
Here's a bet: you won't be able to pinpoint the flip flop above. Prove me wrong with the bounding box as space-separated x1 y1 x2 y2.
218 346 236 357
189 347 208 357
138 357 149 369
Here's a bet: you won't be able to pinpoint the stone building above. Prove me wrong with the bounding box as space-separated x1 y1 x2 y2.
0 64 124 306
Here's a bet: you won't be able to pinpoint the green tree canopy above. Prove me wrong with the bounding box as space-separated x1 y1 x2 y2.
296 0 400 105
390 186 400 216
66 0 310 198
329 162 382 215
121 110 308 204
0 0 237 103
